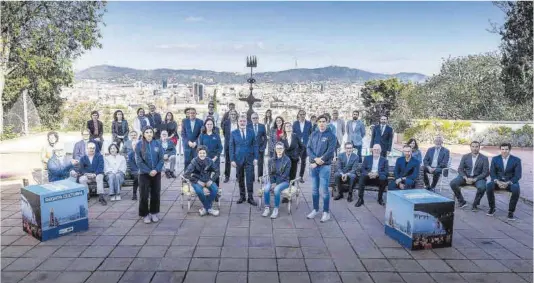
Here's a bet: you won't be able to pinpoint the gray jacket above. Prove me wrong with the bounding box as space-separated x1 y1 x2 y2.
458 153 489 181
346 119 366 146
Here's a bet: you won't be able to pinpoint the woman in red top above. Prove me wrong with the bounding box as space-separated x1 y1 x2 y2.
269 116 285 158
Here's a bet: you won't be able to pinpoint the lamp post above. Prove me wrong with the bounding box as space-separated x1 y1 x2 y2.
239 56 261 121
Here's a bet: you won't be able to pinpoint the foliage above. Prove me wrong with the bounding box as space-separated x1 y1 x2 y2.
1 1 107 131
474 124 533 147
492 1 533 107
397 53 532 121
361 78 407 125
61 102 135 132
212 90 218 111
404 119 473 145
0 125 18 141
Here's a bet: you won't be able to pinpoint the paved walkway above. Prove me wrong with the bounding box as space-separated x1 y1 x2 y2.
1 160 532 283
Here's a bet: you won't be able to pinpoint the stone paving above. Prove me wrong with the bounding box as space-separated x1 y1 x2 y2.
1 161 533 283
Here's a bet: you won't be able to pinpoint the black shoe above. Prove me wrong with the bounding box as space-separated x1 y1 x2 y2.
215 196 219 202
248 198 258 206
507 212 516 221
282 198 289 203
170 171 177 178
355 198 364 207
132 194 137 201
458 200 467 208
237 197 246 204
486 207 495 216
165 171 171 179
299 178 305 183
471 204 478 212
378 199 385 206
224 176 229 183
99 195 107 206
334 194 343 201
347 194 353 202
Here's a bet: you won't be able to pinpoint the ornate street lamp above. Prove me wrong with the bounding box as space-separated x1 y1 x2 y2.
239 56 261 121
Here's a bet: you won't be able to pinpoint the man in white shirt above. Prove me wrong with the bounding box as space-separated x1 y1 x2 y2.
357 144 388 207
423 136 450 191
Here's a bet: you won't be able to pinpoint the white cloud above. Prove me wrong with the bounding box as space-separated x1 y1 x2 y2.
185 16 204 22
155 43 198 50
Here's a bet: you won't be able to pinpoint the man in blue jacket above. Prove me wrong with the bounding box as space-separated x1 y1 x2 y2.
127 141 140 200
248 112 268 182
485 143 522 220
357 144 389 207
181 107 203 170
334 142 359 202
389 145 420 191
78 142 106 205
307 115 337 222
222 109 238 183
423 136 450 191
47 146 79 182
370 115 393 158
230 115 259 206
293 110 313 183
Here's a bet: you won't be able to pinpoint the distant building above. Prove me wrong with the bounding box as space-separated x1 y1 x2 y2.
162 79 168 89
192 83 205 102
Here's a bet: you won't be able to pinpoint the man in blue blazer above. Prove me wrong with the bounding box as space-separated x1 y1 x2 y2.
450 141 489 209
293 110 313 183
181 108 203 170
78 142 106 205
222 109 239 183
370 115 393 158
357 144 389 207
486 143 522 220
248 112 268 182
230 115 259 206
389 145 420 191
334 142 359 202
423 136 450 191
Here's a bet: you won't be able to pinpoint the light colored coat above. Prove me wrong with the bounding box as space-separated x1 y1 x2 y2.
346 119 366 146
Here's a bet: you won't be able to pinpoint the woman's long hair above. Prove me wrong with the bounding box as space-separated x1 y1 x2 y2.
202 118 215 134
165 112 174 122
407 138 419 151
281 122 293 140
140 126 154 160
264 109 273 125
272 116 285 131
113 110 124 121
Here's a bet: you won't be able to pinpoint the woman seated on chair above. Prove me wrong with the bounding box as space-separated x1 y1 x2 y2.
262 142 291 219
184 145 220 217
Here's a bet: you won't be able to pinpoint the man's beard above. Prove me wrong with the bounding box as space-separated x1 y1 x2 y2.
353 117 358 120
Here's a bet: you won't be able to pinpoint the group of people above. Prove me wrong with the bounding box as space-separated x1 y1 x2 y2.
42 101 523 224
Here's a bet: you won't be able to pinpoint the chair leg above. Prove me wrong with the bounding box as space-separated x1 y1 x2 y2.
288 199 292 214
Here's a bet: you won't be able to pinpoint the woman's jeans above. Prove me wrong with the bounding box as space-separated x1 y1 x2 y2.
311 165 331 212
192 183 218 210
263 181 290 208
107 172 125 195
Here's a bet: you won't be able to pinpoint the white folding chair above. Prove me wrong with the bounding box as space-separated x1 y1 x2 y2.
180 175 223 211
438 159 453 192
257 176 303 214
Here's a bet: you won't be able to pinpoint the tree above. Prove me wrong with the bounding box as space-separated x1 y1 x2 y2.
1 1 106 133
492 1 533 107
360 78 406 125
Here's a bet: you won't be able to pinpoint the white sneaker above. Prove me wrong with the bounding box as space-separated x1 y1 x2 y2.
116 195 121 201
320 212 331 222
151 213 159 223
143 215 151 224
110 195 116 201
199 208 207 216
270 208 279 219
307 210 318 219
262 207 270 217
208 209 220 216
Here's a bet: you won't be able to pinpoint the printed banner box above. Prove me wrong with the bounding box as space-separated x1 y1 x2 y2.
384 189 455 250
21 180 89 241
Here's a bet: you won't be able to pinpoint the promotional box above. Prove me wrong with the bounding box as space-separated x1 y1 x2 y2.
21 180 89 241
384 189 455 250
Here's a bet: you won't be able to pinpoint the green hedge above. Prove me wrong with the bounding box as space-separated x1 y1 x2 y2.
404 119 472 144
474 125 533 147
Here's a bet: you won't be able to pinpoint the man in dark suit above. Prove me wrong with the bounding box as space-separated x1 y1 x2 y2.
222 109 239 183
370 115 393 158
220 102 236 129
486 143 522 220
293 109 313 183
357 144 389 207
423 136 450 191
87 110 104 152
181 107 203 170
334 142 359 202
449 141 489 208
230 114 259 206
248 112 268 182
389 145 420 191
147 104 163 139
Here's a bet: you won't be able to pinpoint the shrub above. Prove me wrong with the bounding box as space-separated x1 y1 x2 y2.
473 124 533 147
404 119 473 144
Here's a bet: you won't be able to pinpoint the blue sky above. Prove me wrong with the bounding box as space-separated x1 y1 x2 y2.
74 1 505 76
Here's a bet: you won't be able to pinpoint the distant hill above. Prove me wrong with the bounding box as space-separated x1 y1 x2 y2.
75 65 428 84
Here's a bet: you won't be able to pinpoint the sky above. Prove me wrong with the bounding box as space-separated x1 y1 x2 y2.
73 1 506 76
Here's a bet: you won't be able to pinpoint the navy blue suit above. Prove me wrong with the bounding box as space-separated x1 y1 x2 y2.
334 152 359 195
248 123 268 178
423 146 450 189
358 155 389 199
230 128 259 199
181 118 204 170
293 120 313 178
370 124 393 157
389 157 420 190
487 155 522 212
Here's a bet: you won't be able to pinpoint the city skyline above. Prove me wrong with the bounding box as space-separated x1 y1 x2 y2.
74 2 505 76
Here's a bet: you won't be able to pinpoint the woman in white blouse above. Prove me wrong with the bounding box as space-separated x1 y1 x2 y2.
105 143 127 201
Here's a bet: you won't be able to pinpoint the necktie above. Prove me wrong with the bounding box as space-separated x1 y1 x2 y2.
241 129 245 140
254 124 258 136
381 125 385 135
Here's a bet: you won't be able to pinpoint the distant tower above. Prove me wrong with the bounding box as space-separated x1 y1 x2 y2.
294 57 298 69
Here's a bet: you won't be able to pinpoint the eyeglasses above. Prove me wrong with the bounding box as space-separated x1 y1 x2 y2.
88 147 96 150
275 147 284 150
252 117 258 119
